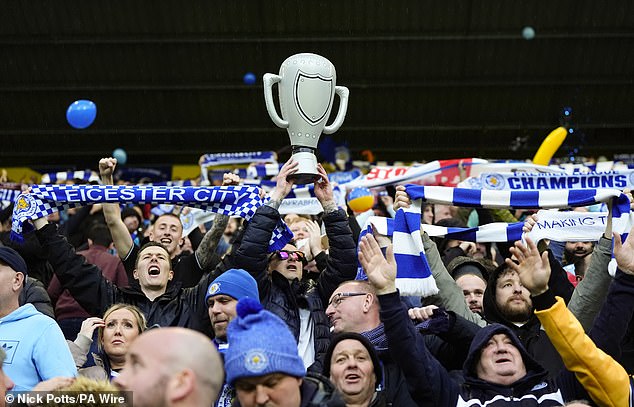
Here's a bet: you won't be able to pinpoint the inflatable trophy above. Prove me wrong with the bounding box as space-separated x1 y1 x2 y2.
263 53 349 184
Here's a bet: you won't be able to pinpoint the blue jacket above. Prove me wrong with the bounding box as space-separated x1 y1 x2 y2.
379 291 591 406
0 304 76 390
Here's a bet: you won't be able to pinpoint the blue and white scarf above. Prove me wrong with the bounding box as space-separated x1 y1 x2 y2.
246 163 283 179
463 171 634 191
41 170 100 184
200 151 276 167
0 186 23 206
405 185 631 212
241 180 348 214
357 200 438 297
11 184 292 251
526 209 633 243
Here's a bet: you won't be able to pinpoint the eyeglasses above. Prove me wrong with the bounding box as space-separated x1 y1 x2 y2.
275 250 307 265
328 292 367 308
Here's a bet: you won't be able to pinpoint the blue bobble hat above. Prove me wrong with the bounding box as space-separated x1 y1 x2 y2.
224 298 306 385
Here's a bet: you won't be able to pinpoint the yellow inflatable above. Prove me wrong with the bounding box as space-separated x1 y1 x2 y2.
532 127 568 165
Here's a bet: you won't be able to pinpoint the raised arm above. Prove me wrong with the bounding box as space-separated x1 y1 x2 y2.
232 160 298 293
510 236 632 407
313 164 358 302
33 216 118 317
99 157 134 261
359 234 459 406
394 185 487 327
567 200 616 331
193 173 238 270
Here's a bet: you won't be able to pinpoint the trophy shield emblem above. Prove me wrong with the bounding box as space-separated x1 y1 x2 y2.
293 71 334 125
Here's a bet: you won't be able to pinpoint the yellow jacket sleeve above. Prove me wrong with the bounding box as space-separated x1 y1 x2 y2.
535 296 631 407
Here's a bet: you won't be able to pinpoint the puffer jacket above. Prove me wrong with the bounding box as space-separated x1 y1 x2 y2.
36 223 214 334
233 205 357 373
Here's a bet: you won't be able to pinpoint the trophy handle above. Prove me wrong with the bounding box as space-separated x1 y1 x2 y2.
263 73 289 129
323 86 349 134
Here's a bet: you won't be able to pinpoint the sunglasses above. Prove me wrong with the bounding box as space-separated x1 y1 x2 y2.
274 250 308 265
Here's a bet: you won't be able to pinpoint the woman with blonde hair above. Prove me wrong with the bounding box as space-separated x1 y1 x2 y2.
68 303 147 381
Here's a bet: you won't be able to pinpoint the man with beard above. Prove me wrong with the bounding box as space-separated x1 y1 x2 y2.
482 265 565 376
562 241 595 283
205 268 260 407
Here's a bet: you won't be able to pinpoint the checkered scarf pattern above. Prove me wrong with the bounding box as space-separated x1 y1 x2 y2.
11 184 292 251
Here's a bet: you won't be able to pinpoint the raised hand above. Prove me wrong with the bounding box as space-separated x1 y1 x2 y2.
269 159 298 202
306 220 324 258
99 157 117 184
393 185 411 211
313 163 335 207
614 224 634 275
358 234 397 295
506 236 550 296
79 317 105 339
408 304 438 321
222 172 240 186
522 213 538 234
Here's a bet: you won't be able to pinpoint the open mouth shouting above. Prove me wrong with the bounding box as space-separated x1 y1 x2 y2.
148 265 161 276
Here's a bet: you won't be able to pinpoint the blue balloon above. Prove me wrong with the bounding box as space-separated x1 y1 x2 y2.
113 148 127 165
66 100 97 129
243 72 257 85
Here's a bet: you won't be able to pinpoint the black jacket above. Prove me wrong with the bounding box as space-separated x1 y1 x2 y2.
233 205 357 373
36 223 214 334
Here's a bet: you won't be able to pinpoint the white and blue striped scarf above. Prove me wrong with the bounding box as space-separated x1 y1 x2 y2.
199 151 276 167
405 185 631 212
241 180 348 213
365 216 524 244
0 186 23 207
246 163 283 179
356 185 632 296
464 171 634 191
41 170 99 184
357 200 438 297
11 184 292 251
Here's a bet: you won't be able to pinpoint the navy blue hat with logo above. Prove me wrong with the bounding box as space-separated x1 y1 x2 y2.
224 298 306 385
0 246 27 277
205 268 259 304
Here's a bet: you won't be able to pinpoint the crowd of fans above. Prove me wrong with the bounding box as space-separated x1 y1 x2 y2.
0 155 633 407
